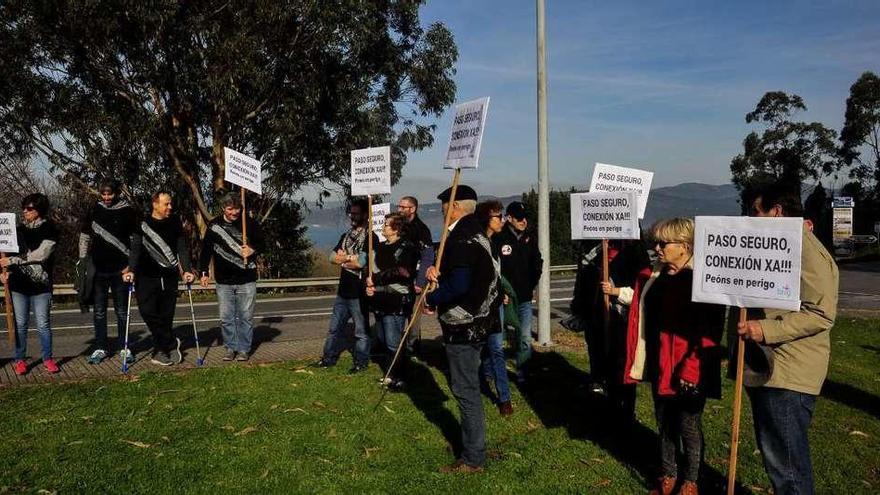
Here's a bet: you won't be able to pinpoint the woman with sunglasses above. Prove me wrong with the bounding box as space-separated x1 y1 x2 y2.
365 213 419 390
1 194 60 375
603 218 723 495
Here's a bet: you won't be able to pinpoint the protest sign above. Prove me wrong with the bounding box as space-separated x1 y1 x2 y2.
351 146 391 196
371 202 391 242
223 147 262 195
445 97 490 169
588 163 653 219
569 192 640 240
0 214 18 253
692 216 803 312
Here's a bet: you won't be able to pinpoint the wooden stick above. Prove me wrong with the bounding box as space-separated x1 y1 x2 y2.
241 188 248 265
2 253 14 349
367 195 374 275
727 307 748 495
382 168 461 384
602 239 610 322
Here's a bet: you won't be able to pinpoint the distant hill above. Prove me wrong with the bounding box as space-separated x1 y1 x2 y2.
303 183 741 248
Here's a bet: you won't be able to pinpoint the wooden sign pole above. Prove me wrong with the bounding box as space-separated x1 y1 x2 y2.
241 188 248 265
727 307 748 495
1 253 14 349
367 195 374 275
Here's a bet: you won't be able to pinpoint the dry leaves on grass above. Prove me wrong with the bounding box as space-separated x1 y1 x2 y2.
850 430 870 438
327 428 337 438
363 447 380 458
526 419 540 432
382 404 395 414
294 369 314 375
121 440 151 449
312 401 326 408
283 407 308 414
234 426 259 437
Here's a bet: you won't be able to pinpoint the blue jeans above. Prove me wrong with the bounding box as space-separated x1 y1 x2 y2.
11 291 53 361
480 330 511 403
93 271 129 350
322 296 370 367
446 342 487 467
216 282 257 353
375 314 405 355
747 387 817 495
515 301 533 369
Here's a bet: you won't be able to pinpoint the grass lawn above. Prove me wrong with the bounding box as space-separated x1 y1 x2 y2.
1 318 878 494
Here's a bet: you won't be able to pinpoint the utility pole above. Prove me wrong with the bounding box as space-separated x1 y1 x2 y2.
536 0 552 346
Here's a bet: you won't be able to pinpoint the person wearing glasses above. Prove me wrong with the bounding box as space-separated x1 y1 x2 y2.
124 191 196 366
396 196 434 355
316 198 377 373
364 213 419 390
604 218 723 495
1 194 60 375
78 179 139 365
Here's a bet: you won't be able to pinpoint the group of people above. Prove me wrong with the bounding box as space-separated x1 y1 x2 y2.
3 180 263 374
568 182 838 495
1 178 839 494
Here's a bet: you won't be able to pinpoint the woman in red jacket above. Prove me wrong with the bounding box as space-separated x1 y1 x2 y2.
605 218 723 495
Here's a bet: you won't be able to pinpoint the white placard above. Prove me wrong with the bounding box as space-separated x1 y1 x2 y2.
832 207 853 241
588 163 654 219
223 147 263 195
445 97 490 169
0 213 18 253
569 192 640 240
692 216 803 311
371 202 391 242
351 146 391 196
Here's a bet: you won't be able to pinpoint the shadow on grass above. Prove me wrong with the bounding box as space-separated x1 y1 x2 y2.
516 351 753 494
822 379 880 419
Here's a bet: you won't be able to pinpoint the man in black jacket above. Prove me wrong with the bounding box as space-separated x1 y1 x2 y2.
199 193 264 361
425 184 499 473
492 201 543 383
79 179 139 365
124 191 195 366
396 195 434 354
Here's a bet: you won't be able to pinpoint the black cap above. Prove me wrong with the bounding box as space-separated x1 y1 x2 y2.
506 201 527 220
437 184 477 203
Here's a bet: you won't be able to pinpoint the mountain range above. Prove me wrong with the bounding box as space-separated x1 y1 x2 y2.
303 182 741 248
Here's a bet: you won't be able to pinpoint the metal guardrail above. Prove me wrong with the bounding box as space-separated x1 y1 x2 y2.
50 265 578 296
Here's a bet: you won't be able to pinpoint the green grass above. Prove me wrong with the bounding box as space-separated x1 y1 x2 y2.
1 318 878 494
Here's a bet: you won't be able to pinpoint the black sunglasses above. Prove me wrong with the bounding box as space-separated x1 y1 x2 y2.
655 240 682 248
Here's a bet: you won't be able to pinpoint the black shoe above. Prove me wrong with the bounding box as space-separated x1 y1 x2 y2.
222 348 236 361
151 351 174 366
349 363 368 374
389 379 406 392
315 358 335 368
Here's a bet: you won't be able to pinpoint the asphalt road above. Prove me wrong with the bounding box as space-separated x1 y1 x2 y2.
4 260 879 360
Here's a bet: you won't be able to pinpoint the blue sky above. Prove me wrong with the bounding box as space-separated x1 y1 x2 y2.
371 0 880 201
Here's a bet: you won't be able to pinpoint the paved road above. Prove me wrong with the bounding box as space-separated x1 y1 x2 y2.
1 261 877 384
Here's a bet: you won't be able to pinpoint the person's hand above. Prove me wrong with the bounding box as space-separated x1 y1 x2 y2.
122 271 135 283
200 275 210 288
241 245 255 258
366 286 375 297
503 294 510 305
414 284 423 294
0 257 9 268
183 272 196 284
426 266 439 283
679 378 697 394
0 272 8 285
422 305 435 316
333 249 347 264
599 281 619 297
737 319 765 343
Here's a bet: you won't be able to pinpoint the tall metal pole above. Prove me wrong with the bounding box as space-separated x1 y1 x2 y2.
536 0 552 346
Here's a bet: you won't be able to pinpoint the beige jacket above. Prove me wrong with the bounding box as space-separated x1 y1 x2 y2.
744 226 839 395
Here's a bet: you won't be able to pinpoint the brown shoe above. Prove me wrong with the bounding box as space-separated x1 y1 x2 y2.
647 476 676 495
679 480 698 495
499 401 514 417
439 459 484 473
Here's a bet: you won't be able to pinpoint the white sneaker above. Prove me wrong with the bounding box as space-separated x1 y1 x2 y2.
87 349 107 364
119 349 134 364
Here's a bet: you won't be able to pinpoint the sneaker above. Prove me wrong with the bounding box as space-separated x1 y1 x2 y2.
119 349 134 365
172 337 183 364
439 459 484 474
43 358 60 374
349 363 368 374
222 348 236 361
314 358 335 368
499 401 514 417
235 352 249 362
589 380 606 395
389 379 406 392
13 360 27 376
87 349 107 364
151 351 174 366
648 476 677 495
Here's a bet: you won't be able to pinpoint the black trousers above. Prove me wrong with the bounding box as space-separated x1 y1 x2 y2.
136 275 179 353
